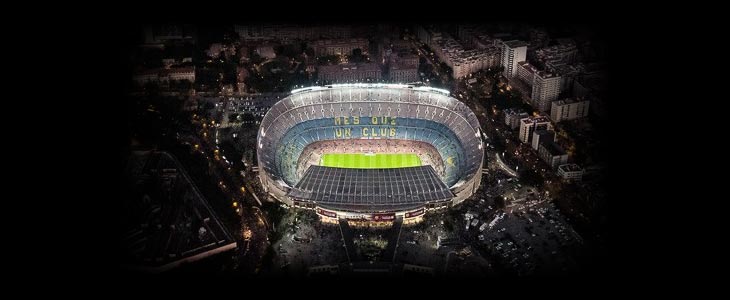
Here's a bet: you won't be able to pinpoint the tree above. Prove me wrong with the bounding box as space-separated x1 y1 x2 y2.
518 169 543 188
181 80 193 91
143 81 160 97
351 48 364 63
304 47 315 57
495 196 506 209
240 113 255 126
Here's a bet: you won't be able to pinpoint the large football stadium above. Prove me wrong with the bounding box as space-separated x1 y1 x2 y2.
257 84 484 225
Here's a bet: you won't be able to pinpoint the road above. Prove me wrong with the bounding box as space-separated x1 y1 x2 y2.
412 40 454 90
494 152 519 177
188 101 270 272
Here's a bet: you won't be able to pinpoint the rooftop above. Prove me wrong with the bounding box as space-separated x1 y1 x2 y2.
521 116 551 124
553 98 587 106
319 62 381 73
288 165 454 213
540 141 565 156
558 163 582 172
503 40 528 48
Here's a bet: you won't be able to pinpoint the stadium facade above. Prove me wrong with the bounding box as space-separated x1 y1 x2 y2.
257 84 484 225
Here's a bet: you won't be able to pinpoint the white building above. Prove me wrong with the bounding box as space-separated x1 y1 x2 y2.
416 26 443 47
547 63 584 92
389 62 419 83
504 109 528 130
431 37 501 80
255 45 276 59
501 40 527 78
531 130 555 151
515 61 561 112
234 24 351 42
512 61 535 97
208 43 223 58
532 71 561 112
133 67 195 85
312 38 368 57
550 98 590 122
318 63 382 83
557 164 583 181
133 69 159 84
538 141 568 170
165 67 196 82
514 61 535 87
534 39 578 67
518 115 552 144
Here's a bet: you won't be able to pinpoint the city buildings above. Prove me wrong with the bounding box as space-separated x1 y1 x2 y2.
532 71 561 112
226 93 286 120
416 27 501 80
312 38 368 57
513 61 562 112
318 63 382 83
550 98 590 122
573 70 607 120
162 57 192 67
512 61 535 97
548 63 584 93
417 26 444 47
389 61 419 83
133 67 196 85
532 39 578 69
255 44 277 59
531 129 555 151
125 22 608 278
504 108 529 130
557 163 584 181
431 37 501 79
143 24 196 44
501 40 527 78
235 24 351 42
518 114 552 144
537 141 568 169
207 43 224 58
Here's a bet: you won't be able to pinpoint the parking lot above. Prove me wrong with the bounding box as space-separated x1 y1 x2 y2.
473 200 583 276
394 211 493 276
271 210 347 275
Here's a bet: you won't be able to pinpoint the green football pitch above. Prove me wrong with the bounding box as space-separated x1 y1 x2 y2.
320 153 421 169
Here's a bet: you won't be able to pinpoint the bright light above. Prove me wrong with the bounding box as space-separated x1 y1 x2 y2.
233 202 238 207
413 86 450 95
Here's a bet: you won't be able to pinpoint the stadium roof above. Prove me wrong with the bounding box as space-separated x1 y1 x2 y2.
288 165 454 212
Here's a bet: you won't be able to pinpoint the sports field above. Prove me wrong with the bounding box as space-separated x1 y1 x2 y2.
320 153 421 169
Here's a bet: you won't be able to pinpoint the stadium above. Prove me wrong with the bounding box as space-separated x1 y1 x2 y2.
257 84 484 225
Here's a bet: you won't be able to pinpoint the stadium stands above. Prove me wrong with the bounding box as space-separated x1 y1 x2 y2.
258 84 483 215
